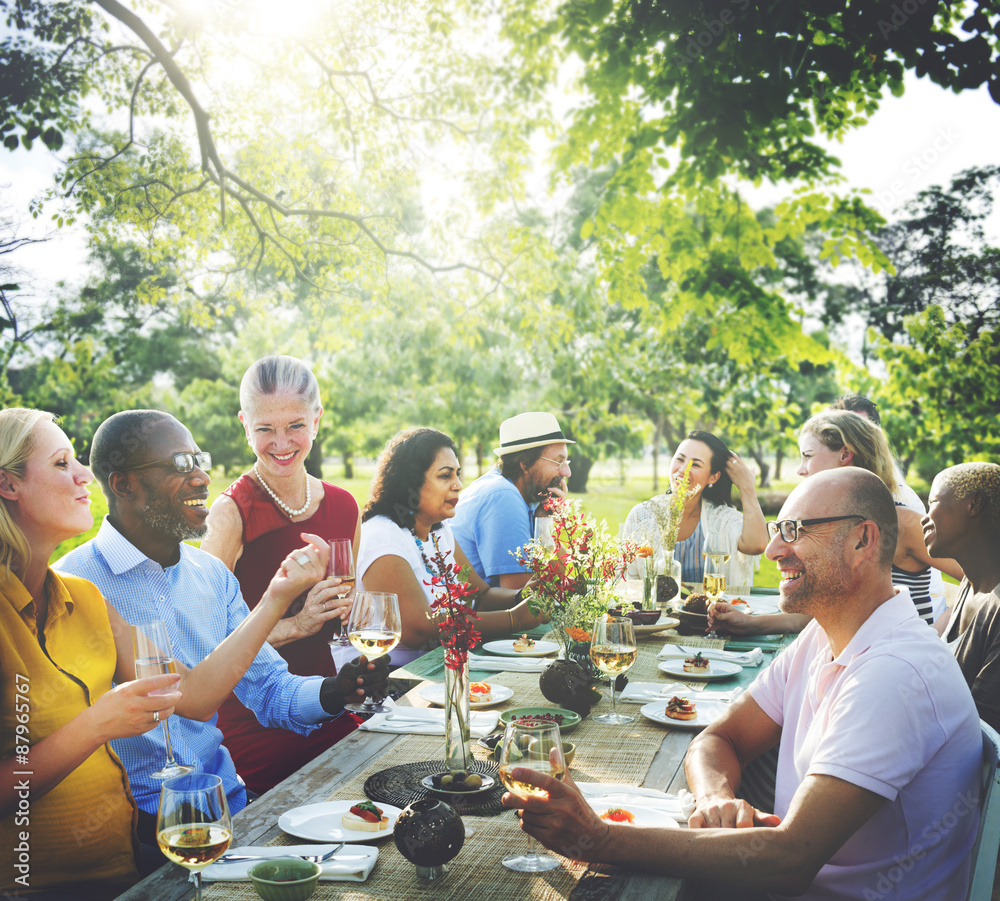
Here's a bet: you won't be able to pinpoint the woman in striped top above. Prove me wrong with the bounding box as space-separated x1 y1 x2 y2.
796 411 963 624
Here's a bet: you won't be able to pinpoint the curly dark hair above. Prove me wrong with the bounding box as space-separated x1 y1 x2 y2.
685 430 734 507
362 428 458 529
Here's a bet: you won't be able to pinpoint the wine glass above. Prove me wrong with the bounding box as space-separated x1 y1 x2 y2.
157 773 232 901
497 720 567 872
132 620 193 779
702 532 730 639
329 537 357 646
590 616 637 725
345 591 401 714
535 517 556 553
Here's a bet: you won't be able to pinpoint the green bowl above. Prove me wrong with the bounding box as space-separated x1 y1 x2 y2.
499 706 582 733
247 857 321 901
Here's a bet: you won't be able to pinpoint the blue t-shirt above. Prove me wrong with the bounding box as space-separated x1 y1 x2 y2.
451 469 534 586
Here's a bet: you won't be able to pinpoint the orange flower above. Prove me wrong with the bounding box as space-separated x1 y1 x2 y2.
636 545 654 558
566 627 592 642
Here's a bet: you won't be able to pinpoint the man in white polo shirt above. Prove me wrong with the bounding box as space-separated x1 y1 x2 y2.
502 468 981 900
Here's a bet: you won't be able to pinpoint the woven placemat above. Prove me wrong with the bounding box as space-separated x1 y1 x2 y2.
365 759 505 816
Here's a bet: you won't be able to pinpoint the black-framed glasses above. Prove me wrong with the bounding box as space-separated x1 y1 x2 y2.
122 452 212 474
766 515 865 543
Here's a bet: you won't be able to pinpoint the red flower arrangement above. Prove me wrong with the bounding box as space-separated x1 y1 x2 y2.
425 534 481 670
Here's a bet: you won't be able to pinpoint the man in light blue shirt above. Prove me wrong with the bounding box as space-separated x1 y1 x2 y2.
57 411 387 839
452 412 573 587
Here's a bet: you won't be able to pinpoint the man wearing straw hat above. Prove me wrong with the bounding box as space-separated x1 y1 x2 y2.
452 412 574 588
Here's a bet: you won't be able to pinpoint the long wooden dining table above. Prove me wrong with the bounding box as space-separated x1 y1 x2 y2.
114 600 792 901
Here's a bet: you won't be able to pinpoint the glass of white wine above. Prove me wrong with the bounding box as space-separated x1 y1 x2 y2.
590 616 637 725
345 591 401 714
157 773 232 901
132 620 193 779
497 720 567 872
329 537 357 646
702 533 731 639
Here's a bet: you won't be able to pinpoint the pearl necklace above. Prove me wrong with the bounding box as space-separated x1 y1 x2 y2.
253 462 311 518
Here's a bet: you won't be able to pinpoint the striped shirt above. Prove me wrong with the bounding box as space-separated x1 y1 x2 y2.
675 517 705 585
56 517 329 815
892 564 934 625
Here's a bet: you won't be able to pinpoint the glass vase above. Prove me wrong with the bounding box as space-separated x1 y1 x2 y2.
655 555 682 609
443 660 471 769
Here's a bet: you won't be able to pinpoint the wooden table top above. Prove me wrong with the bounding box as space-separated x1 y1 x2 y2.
114 616 792 901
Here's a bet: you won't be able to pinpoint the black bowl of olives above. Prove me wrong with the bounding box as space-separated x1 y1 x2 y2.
422 769 496 795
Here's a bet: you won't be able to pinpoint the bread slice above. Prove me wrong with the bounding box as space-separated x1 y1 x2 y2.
665 696 697 721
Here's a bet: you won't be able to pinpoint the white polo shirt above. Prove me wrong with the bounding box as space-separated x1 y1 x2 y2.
749 589 981 901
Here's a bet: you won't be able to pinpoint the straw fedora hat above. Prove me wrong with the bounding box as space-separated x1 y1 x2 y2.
493 412 575 457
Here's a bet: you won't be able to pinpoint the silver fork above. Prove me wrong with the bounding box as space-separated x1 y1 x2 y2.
217 842 345 864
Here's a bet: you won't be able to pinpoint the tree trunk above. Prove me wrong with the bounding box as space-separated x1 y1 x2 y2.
652 412 663 494
774 444 784 482
306 441 324 478
476 441 485 477
343 450 354 480
567 453 594 494
750 449 770 488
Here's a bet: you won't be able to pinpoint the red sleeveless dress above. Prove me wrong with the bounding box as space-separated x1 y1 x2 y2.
214 475 361 794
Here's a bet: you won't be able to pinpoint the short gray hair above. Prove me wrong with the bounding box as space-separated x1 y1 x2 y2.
240 355 320 415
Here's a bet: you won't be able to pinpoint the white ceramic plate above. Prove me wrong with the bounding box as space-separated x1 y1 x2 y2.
639 699 729 731
481 639 559 657
657 659 743 681
421 773 497 795
722 594 780 615
586 798 681 828
278 800 402 842
418 683 515 709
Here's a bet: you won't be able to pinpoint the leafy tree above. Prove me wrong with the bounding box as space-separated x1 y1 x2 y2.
874 306 1000 480
2 0 544 298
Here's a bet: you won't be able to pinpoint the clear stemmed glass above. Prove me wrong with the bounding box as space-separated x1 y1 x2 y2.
132 620 193 779
590 616 637 725
329 537 357 646
497 720 567 872
535 517 556 553
345 591 401 714
702 532 730 639
157 773 232 901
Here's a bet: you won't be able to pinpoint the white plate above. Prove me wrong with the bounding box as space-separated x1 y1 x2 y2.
657 659 743 681
639 699 729 731
586 799 681 828
278 801 401 842
418 683 515 709
421 773 496 795
723 594 780 615
481 639 559 657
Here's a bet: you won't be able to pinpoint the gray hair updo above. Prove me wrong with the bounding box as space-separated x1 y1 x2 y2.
239 355 321 414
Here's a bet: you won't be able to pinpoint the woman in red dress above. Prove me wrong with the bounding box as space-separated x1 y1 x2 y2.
202 355 360 794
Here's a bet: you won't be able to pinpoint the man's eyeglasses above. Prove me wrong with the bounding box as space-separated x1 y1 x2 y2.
766 515 865 543
540 456 571 469
122 452 212 474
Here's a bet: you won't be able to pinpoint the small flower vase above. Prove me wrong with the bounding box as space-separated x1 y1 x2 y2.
443 660 471 769
642 555 657 607
655 555 682 609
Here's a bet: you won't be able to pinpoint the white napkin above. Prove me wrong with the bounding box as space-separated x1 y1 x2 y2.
201 844 378 882
577 783 689 822
657 645 763 666
468 652 552 673
359 700 499 737
619 682 742 704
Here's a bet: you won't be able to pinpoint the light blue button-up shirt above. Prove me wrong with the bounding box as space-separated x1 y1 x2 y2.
56 517 329 815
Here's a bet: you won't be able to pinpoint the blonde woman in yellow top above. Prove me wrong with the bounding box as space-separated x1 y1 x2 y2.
0 408 327 899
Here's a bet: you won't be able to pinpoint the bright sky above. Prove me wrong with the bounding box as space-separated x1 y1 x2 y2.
3 69 999 302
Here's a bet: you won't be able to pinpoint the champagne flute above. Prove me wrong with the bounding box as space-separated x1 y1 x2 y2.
345 591 401 714
132 620 193 779
702 533 730 639
329 537 357 646
497 720 566 872
157 773 232 901
590 616 637 725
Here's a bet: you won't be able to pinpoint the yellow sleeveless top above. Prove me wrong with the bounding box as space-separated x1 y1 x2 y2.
0 569 139 894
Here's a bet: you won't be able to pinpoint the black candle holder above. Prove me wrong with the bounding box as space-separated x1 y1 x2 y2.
393 797 465 880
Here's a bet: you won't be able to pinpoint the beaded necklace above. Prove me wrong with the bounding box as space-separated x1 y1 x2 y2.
411 528 436 575
253 461 311 518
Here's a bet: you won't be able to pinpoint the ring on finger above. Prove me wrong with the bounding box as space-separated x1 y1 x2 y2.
295 553 310 567
153 710 160 723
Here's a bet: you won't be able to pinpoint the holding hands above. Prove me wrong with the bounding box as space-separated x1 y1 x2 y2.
265 531 332 612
